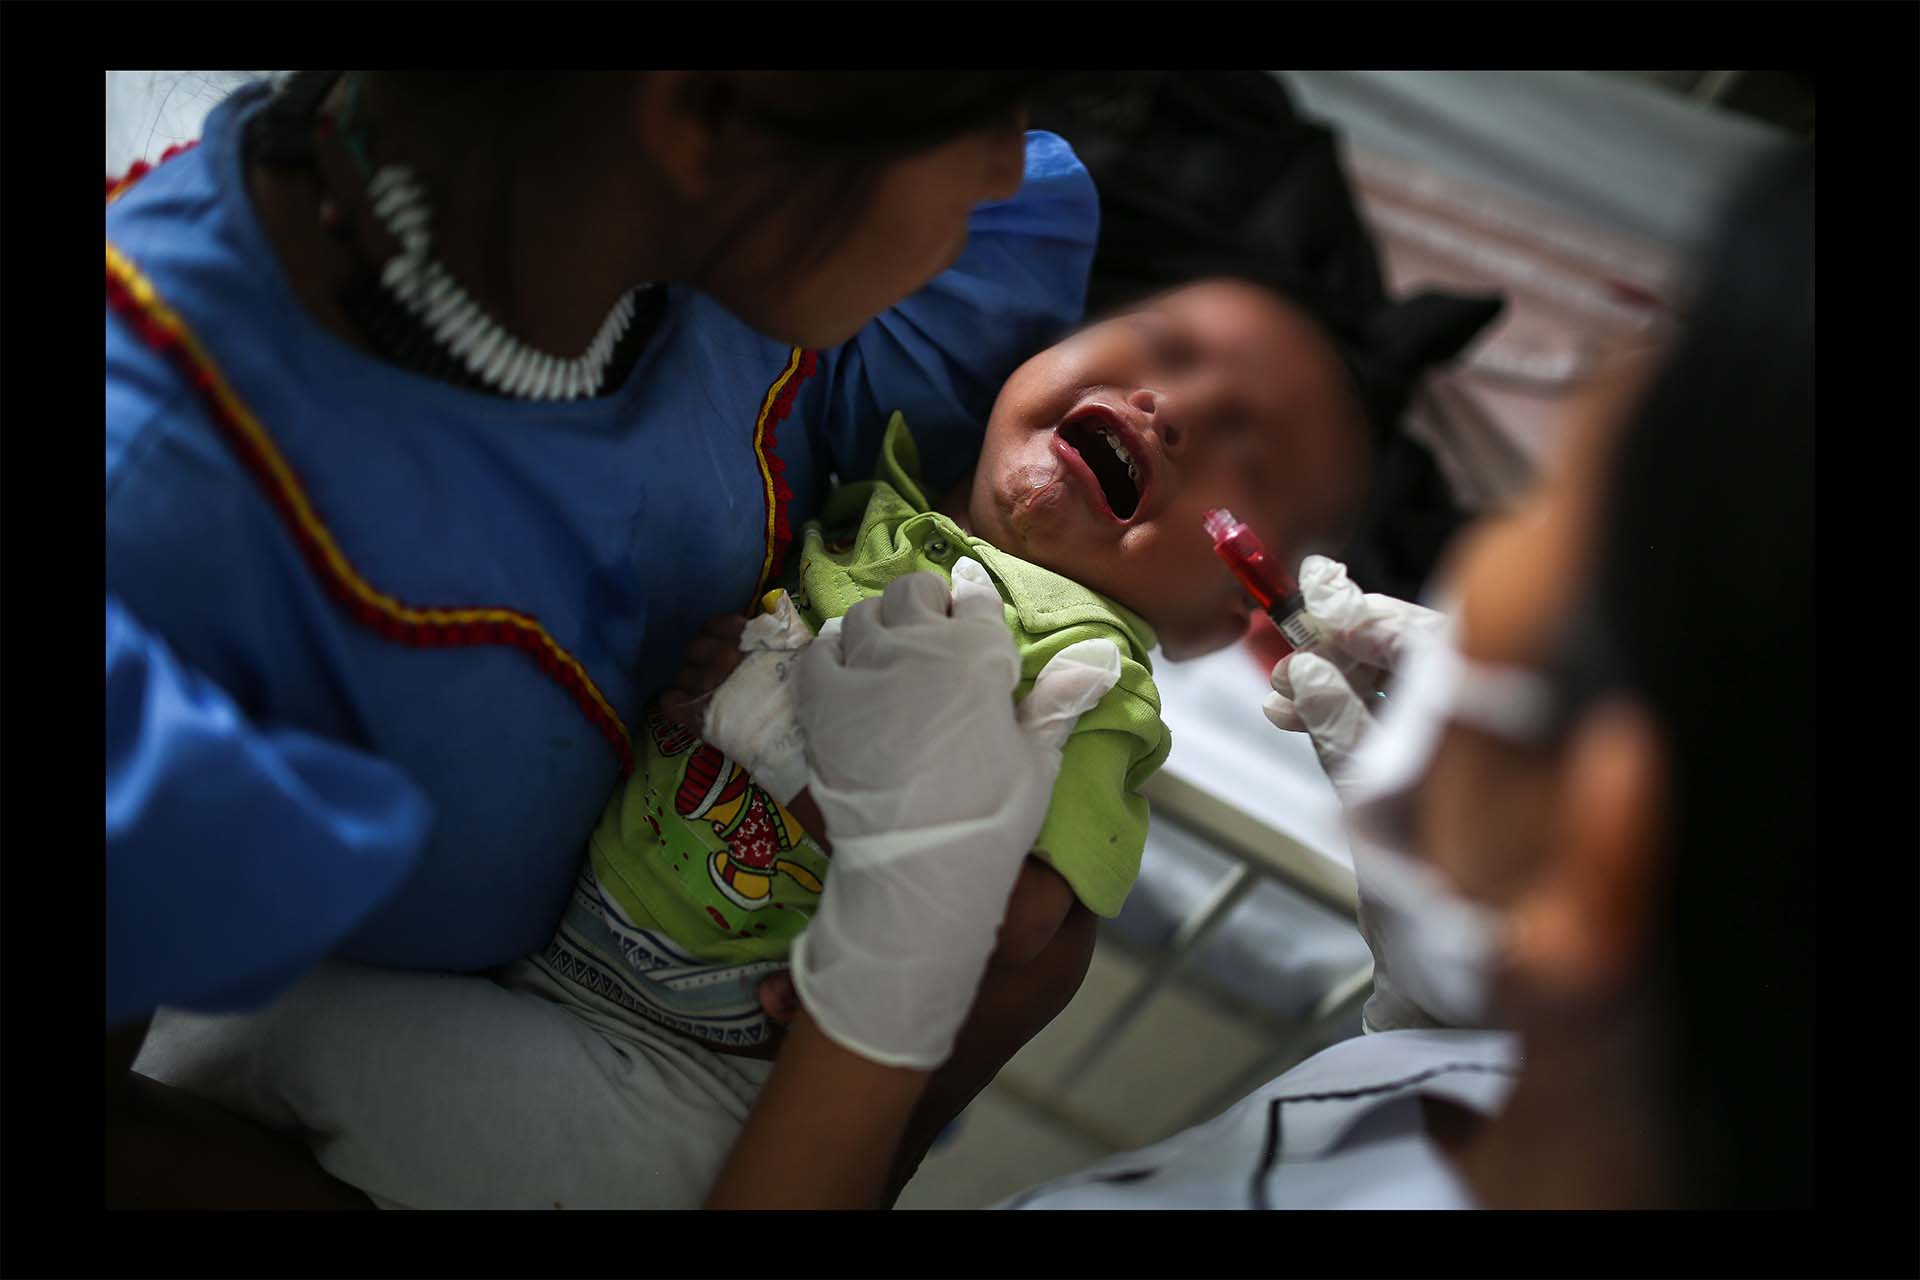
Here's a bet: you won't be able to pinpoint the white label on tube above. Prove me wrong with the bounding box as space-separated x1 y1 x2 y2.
1278 610 1320 651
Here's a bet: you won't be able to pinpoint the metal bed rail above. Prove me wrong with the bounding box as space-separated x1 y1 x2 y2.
1050 770 1376 1133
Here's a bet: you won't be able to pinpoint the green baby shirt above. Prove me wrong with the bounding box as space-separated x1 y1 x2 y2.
786 413 1170 917
567 413 1170 1033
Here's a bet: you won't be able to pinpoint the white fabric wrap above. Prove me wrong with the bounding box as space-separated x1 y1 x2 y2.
698 592 816 806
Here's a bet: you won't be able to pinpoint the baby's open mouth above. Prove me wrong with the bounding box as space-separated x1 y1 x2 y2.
1059 416 1143 520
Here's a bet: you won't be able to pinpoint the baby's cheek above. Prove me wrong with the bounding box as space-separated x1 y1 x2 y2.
1004 466 1075 535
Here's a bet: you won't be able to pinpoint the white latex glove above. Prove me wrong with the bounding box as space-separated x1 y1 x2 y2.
1260 554 1449 789
698 591 815 806
788 558 1122 1070
1256 554 1459 1034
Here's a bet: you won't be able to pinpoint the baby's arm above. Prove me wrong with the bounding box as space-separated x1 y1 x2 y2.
754 855 1090 1204
883 862 1090 1203
990 855 1079 969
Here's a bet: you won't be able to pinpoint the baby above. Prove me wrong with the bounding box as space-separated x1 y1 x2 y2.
517 279 1373 1063
142 279 1372 1209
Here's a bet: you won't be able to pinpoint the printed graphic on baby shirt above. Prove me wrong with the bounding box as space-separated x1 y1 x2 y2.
593 708 829 956
673 739 824 909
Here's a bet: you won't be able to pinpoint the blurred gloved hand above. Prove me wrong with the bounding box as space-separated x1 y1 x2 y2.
788 558 1121 1070
1258 554 1465 1035
1261 554 1449 791
698 591 815 806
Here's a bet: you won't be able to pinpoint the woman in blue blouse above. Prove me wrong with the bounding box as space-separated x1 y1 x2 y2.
106 71 1095 1203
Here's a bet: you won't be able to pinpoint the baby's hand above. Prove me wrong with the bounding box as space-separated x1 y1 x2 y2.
668 592 818 806
660 614 750 733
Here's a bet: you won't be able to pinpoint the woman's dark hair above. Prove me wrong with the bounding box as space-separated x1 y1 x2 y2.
695 71 1087 289
376 70 1073 155
258 71 1084 306
1582 145 1813 1206
385 71 1085 292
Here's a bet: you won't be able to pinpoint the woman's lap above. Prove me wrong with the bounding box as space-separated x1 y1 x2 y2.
134 959 771 1208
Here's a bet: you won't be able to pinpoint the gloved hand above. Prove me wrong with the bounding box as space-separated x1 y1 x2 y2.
1260 554 1449 791
697 591 816 807
788 557 1121 1070
1256 554 1462 1034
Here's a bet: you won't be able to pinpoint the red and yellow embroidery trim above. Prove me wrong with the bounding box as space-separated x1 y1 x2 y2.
105 240 637 775
748 346 819 607
109 144 821 775
106 141 198 205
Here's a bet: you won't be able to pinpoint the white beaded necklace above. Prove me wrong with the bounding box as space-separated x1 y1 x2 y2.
364 165 643 401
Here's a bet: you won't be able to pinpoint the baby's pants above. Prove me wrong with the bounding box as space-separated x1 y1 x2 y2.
133 959 774 1209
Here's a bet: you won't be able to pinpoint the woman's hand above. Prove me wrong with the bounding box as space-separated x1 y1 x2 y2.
707 561 1117 1209
1261 554 1449 791
747 858 1087 1205
788 559 1120 1071
1258 554 1471 1034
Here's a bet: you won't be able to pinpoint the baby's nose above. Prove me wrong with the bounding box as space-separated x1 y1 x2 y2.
1128 387 1189 455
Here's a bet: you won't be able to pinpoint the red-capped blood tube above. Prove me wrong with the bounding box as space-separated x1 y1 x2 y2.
1204 507 1321 655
